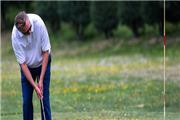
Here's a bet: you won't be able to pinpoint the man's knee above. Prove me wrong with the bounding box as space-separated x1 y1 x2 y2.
23 97 32 108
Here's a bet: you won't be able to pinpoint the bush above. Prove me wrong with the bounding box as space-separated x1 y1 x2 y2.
84 23 99 39
166 22 180 36
49 23 76 49
139 24 159 37
113 24 133 39
59 23 76 41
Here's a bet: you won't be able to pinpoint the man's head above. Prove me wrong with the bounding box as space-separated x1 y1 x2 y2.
14 11 31 35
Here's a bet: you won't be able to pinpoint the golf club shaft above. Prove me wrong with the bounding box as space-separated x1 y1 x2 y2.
41 99 46 120
37 76 46 120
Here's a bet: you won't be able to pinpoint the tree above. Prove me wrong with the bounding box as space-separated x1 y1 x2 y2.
59 1 90 41
1 1 34 30
166 1 180 23
1 1 9 30
141 1 163 35
35 1 61 32
118 1 143 37
91 1 119 38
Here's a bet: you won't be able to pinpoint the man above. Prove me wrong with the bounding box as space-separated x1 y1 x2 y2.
12 11 52 120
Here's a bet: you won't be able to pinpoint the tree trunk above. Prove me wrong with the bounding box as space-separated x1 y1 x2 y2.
75 23 84 41
132 23 140 38
105 30 114 39
51 19 60 33
159 21 163 36
1 3 6 31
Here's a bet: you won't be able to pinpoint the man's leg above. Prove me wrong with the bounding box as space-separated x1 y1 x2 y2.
40 56 52 120
21 69 34 120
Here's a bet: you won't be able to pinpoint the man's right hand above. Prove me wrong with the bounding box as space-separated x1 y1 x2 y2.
35 85 43 99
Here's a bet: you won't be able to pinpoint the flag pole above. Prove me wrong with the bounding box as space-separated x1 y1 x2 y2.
163 0 166 120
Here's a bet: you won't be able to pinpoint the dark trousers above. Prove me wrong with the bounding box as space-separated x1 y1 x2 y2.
20 56 51 120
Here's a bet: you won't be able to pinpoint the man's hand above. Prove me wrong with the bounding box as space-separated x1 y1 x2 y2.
38 80 43 93
35 85 43 99
39 51 49 94
20 63 43 100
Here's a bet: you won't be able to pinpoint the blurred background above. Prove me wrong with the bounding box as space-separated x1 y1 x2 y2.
1 1 180 120
1 1 180 39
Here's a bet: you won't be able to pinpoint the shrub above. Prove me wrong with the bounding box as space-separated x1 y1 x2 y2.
139 24 159 37
60 23 76 41
113 24 133 39
84 23 99 39
166 22 179 36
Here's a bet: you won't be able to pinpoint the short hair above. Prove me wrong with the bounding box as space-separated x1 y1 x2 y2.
14 11 28 30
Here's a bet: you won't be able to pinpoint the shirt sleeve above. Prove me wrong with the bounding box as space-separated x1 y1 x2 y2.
41 22 51 52
12 36 26 64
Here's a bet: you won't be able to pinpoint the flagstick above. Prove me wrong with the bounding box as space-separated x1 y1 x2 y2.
163 0 166 120
163 33 166 120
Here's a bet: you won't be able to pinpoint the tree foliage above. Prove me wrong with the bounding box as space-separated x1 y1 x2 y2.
1 1 180 40
1 1 33 30
166 1 180 23
118 1 144 37
35 1 61 32
91 1 119 38
141 1 163 35
59 1 90 41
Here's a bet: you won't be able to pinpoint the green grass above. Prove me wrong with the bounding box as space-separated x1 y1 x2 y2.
1 32 180 119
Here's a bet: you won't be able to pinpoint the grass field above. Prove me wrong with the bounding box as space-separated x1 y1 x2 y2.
1 32 180 120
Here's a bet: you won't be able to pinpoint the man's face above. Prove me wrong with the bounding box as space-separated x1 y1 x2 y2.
18 18 31 35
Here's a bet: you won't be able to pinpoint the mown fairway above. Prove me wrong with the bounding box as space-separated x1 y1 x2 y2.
1 32 180 120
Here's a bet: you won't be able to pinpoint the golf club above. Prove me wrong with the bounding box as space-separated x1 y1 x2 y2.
37 76 46 120
40 98 46 120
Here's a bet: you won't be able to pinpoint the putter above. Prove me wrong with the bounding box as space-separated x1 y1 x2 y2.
37 77 46 120
40 98 46 120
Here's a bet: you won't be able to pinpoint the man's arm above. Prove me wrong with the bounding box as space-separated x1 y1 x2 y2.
38 51 49 92
20 63 43 99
